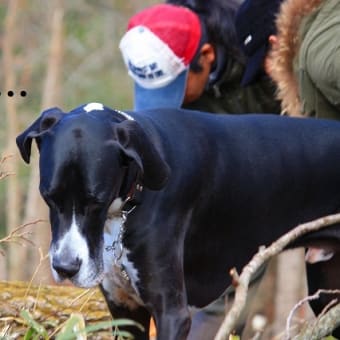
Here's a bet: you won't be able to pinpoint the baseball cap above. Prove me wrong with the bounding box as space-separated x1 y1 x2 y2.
235 0 284 86
119 4 202 110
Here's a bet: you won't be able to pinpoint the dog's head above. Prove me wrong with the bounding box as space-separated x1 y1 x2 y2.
16 103 170 287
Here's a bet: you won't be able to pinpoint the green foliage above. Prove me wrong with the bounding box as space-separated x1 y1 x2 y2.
19 310 144 340
21 310 49 340
229 334 241 340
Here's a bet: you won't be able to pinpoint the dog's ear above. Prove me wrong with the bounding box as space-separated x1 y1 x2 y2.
16 107 65 163
112 120 170 190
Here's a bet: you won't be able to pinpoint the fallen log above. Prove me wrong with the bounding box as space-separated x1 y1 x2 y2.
0 280 112 338
0 280 156 339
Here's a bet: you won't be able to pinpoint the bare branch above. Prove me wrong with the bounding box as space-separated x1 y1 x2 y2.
24 247 50 299
0 220 45 256
0 154 15 181
214 212 340 340
292 302 340 340
286 289 340 339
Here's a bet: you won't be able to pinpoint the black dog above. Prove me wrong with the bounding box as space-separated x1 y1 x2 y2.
16 103 340 339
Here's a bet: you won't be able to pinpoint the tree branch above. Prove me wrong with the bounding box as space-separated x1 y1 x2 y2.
214 213 340 340
293 301 340 340
286 289 340 339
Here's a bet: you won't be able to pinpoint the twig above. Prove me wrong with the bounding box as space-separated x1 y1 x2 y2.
69 288 92 307
285 289 340 339
214 212 340 340
292 303 340 340
79 290 99 313
24 247 49 299
318 299 338 320
0 154 15 180
0 219 45 256
0 171 15 181
0 154 13 166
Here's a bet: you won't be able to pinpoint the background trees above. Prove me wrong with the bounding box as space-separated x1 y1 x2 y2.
0 0 157 282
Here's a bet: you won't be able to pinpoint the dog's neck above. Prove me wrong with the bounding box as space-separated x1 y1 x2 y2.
105 197 137 280
103 197 142 299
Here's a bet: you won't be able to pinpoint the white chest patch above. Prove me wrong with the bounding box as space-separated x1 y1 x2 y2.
102 208 143 308
56 213 89 261
83 102 104 112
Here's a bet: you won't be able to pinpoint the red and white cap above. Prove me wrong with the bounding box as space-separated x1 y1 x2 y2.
119 4 202 110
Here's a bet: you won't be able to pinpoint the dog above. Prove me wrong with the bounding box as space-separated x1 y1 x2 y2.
16 103 340 339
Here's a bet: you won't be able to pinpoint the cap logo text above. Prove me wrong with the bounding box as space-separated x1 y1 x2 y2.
128 60 165 81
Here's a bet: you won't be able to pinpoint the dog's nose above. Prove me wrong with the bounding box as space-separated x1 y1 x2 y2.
52 256 82 278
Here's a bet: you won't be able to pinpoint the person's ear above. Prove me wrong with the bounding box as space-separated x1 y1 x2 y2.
199 43 215 66
268 35 278 48
264 35 279 76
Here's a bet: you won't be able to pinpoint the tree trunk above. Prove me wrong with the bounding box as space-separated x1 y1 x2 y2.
23 0 64 284
3 0 24 281
273 249 312 337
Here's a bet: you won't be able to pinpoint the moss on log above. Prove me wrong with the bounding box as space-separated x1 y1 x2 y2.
0 280 112 338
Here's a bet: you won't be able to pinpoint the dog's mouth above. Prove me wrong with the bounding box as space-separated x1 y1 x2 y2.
50 255 105 288
68 270 105 288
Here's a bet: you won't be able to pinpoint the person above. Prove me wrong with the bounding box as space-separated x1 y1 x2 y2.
234 0 285 88
268 0 340 120
236 0 340 120
119 2 281 339
119 1 281 114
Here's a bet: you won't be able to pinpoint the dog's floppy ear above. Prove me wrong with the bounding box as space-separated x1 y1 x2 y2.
16 107 65 163
112 119 170 190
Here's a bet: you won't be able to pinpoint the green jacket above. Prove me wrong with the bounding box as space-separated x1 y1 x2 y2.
297 0 340 120
183 62 281 114
269 0 340 119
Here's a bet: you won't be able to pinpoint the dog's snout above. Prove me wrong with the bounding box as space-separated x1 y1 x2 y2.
52 256 82 278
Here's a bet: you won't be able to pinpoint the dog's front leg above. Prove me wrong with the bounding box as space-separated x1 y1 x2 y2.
141 262 191 339
152 303 191 340
100 282 151 340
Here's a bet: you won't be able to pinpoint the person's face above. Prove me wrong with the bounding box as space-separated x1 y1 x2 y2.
183 43 215 104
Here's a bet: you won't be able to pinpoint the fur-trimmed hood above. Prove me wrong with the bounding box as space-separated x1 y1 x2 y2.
268 0 324 116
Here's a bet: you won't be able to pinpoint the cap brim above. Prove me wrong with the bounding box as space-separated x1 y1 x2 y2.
134 69 188 110
241 45 267 86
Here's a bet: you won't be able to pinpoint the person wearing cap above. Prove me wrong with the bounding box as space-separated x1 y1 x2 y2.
119 1 281 114
235 0 284 87
119 2 280 339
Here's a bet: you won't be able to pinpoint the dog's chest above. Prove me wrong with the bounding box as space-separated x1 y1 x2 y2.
102 214 143 308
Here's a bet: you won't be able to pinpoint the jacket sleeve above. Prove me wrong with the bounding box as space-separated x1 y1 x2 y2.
302 1 340 110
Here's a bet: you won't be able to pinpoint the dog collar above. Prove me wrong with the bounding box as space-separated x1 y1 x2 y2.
124 181 143 211
105 197 136 282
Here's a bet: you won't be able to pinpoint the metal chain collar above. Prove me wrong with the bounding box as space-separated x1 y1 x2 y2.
105 197 136 282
